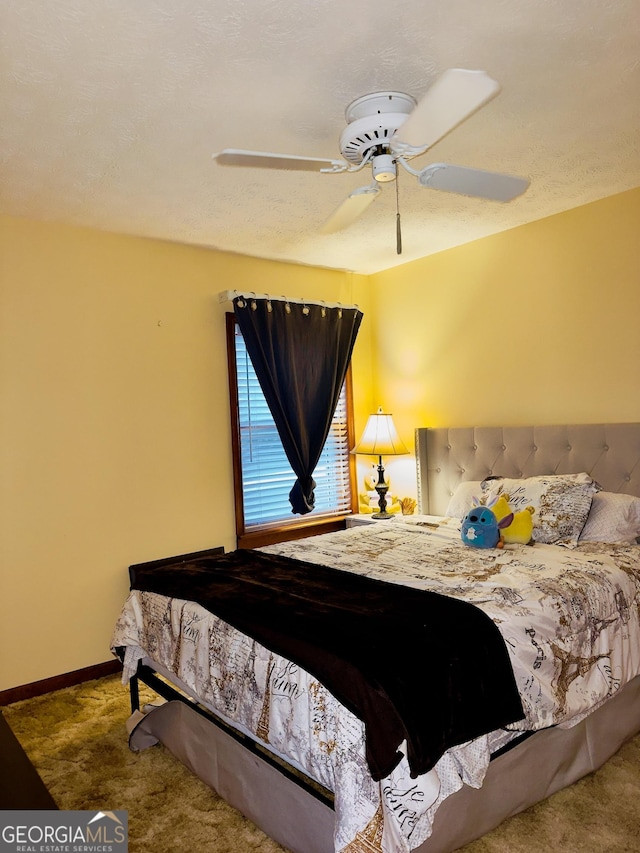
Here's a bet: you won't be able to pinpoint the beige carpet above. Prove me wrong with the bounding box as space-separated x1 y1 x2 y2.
4 674 640 853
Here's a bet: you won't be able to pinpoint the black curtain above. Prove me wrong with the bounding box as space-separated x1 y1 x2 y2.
233 296 363 515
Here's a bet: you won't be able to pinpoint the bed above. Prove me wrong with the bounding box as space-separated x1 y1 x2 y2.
111 423 640 853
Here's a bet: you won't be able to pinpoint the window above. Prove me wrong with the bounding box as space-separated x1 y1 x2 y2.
226 314 356 547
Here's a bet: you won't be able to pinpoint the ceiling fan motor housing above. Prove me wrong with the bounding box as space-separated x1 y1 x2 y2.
339 91 416 165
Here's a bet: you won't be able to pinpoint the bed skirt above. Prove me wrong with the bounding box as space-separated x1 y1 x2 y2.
128 671 640 853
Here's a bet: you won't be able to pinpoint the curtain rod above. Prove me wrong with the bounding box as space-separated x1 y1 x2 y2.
217 290 360 311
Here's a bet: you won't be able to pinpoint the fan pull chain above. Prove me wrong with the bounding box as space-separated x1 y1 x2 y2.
395 165 402 255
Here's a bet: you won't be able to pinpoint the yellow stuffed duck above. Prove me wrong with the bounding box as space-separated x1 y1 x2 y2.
490 493 535 545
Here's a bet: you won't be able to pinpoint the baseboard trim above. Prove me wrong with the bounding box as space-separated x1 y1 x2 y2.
0 659 122 707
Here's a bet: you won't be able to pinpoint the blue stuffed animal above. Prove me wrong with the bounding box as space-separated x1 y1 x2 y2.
461 504 514 549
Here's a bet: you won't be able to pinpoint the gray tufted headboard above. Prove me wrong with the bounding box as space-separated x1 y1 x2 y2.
415 424 640 516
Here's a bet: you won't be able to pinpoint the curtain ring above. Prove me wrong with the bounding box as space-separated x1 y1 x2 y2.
266 299 273 312
320 301 327 318
236 297 246 308
283 297 291 314
249 291 258 311
302 300 310 316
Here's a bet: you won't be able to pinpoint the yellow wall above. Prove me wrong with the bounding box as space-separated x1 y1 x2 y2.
368 188 640 499
0 216 372 691
2 187 638 691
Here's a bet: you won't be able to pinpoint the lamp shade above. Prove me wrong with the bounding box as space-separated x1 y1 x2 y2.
354 408 409 456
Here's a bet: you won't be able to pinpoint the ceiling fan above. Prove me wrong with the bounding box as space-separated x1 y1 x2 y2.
213 69 529 249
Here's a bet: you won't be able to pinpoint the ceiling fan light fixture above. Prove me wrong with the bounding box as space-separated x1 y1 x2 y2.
214 70 530 240
372 153 396 183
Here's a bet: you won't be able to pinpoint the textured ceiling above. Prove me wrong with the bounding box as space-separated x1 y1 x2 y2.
2 0 639 275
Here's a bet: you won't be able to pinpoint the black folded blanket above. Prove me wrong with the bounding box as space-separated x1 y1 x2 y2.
129 548 524 781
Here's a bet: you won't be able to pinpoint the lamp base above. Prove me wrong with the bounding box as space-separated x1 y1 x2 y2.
373 471 392 519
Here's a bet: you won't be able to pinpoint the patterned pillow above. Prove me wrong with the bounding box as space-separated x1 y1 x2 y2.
578 491 640 544
481 473 598 547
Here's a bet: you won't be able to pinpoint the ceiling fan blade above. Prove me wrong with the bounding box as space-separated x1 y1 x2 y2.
392 69 500 154
418 163 529 201
214 148 347 173
320 184 381 233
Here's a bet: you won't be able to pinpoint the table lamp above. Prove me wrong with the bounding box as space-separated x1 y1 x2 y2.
353 407 409 519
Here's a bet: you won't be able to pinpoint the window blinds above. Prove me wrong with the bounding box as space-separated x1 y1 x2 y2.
235 327 352 527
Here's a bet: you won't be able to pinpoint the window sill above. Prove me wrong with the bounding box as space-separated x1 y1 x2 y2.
237 515 349 549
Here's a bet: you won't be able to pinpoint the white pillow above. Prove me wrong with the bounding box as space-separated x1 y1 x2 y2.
579 491 640 544
445 481 484 518
481 473 598 547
